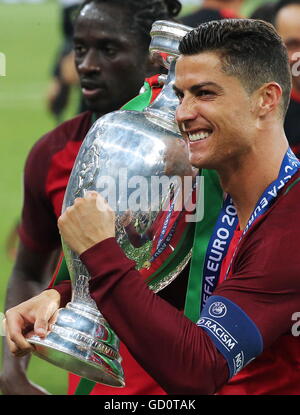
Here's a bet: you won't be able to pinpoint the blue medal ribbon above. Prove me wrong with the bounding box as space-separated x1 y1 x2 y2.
150 214 182 262
200 195 238 310
156 193 178 251
150 180 197 264
200 148 300 309
243 148 300 235
224 148 300 280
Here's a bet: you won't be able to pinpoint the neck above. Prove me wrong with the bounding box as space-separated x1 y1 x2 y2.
217 132 288 230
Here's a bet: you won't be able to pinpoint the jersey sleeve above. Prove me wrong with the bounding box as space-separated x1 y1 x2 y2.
77 238 229 394
68 181 300 393
18 135 61 252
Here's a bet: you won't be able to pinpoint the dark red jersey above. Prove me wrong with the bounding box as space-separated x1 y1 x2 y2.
55 170 300 394
216 225 300 394
19 111 93 252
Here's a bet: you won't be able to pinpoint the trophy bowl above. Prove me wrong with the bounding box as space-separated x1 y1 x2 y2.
27 20 194 387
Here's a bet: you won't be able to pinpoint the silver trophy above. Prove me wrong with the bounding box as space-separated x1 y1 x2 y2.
28 21 193 387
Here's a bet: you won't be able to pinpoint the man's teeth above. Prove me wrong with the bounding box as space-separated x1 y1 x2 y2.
188 131 211 141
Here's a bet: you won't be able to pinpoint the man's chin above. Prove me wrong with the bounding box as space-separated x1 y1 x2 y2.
189 156 217 171
82 101 104 117
83 97 99 112
83 97 120 117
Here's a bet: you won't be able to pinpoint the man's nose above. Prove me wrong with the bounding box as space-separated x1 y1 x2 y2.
176 97 197 123
77 49 101 74
175 97 197 125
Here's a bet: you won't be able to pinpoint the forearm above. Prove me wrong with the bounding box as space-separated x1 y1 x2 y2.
2 273 43 378
5 247 60 313
5 269 46 362
6 272 47 310
78 238 229 394
2 246 60 374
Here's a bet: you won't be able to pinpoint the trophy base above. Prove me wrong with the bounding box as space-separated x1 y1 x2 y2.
29 336 124 387
28 304 125 388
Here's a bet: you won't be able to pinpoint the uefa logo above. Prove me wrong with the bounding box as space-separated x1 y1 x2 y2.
208 302 227 318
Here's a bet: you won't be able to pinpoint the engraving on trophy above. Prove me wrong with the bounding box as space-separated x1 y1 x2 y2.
76 143 101 197
95 324 106 341
72 273 95 307
50 325 118 358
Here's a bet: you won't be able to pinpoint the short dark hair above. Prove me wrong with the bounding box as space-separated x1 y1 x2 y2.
74 0 182 52
179 19 292 116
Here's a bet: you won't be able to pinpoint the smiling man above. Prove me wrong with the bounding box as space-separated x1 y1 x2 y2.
5 19 300 395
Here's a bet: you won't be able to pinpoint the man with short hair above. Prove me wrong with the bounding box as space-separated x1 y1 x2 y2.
0 0 182 395
6 19 300 394
274 0 300 157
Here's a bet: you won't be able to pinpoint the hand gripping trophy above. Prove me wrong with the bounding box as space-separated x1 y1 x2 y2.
28 20 193 387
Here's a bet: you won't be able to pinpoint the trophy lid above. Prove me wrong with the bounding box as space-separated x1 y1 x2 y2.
149 20 192 61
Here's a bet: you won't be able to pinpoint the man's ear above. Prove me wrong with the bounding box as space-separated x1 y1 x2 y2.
255 82 283 118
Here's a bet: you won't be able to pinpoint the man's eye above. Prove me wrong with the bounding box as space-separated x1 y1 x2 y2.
103 46 118 57
197 90 213 97
74 45 86 56
175 93 183 102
